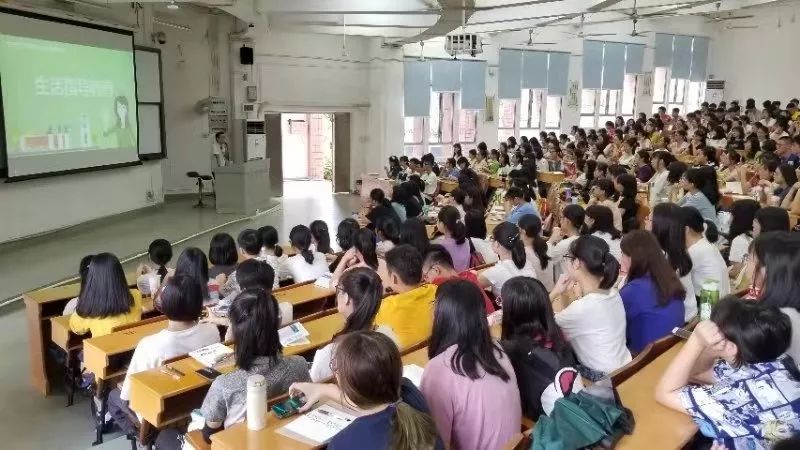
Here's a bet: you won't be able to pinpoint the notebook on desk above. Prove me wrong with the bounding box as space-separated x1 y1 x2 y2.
277 403 357 445
726 182 744 195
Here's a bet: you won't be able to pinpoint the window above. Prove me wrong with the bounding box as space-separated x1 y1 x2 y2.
403 117 424 158
429 93 456 144
545 96 561 129
457 110 478 144
498 99 517 144
686 81 705 113
621 74 637 117
519 89 545 137
653 67 668 104
581 89 619 129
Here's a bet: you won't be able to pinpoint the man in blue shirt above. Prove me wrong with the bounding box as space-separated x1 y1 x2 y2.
504 186 540 224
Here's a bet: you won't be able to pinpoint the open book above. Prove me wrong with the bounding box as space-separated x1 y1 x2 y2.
189 343 233 368
278 403 357 445
279 322 311 347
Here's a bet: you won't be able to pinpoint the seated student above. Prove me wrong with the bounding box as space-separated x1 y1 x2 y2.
398 218 431 256
374 245 437 349
550 235 632 381
683 207 731 298
374 215 399 258
219 229 267 297
366 188 401 226
619 230 686 353
310 220 334 254
464 209 499 265
585 204 623 262
329 218 360 272
291 331 442 450
207 233 238 279
518 214 555 291
258 225 290 283
614 173 640 225
499 277 576 418
200 289 310 439
588 178 623 231
504 186 540 225
478 222 536 297
109 275 220 435
547 204 586 279
422 245 495 314
69 253 143 337
207 259 289 325
725 199 760 279
286 225 331 283
655 298 800 449
330 228 383 287
63 254 94 315
754 206 791 236
422 280 522 450
651 203 698 321
309 268 394 382
677 168 720 226
433 206 470 272
136 239 173 296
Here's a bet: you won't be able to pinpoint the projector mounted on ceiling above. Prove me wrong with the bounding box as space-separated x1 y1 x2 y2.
445 34 483 58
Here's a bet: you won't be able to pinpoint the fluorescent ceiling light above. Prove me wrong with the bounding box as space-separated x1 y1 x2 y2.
167 1 179 10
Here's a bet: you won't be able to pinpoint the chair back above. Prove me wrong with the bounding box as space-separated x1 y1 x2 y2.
609 344 656 386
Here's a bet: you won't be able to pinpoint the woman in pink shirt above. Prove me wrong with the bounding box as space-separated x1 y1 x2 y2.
434 206 471 272
421 279 522 450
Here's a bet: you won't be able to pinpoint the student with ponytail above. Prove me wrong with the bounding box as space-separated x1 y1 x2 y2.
478 222 536 297
309 220 333 254
433 206 470 272
547 204 586 279
309 268 396 381
518 214 555 291
290 331 442 450
258 225 290 283
551 235 631 381
136 238 173 296
585 204 622 262
287 225 330 283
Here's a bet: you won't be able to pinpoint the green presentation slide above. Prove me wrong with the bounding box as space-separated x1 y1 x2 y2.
0 34 137 156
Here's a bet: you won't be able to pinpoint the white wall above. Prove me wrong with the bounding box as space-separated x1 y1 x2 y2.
710 4 800 103
0 3 233 243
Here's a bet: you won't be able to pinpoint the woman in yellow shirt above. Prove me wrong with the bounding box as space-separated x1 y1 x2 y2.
70 253 142 337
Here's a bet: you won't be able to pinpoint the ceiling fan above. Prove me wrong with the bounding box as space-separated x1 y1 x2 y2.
563 14 615 38
697 2 755 22
622 17 652 37
518 29 557 46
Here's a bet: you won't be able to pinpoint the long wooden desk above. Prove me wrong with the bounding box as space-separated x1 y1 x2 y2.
615 343 697 449
83 319 169 381
129 313 345 432
273 282 335 317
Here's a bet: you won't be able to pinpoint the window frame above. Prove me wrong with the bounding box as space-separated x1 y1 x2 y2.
404 91 478 160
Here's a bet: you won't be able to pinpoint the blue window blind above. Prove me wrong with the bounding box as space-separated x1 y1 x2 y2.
522 50 548 89
690 37 709 82
403 59 431 117
582 40 604 89
547 52 570 96
461 61 486 110
431 59 461 92
671 35 693 79
601 42 626 90
499 49 523 99
654 33 674 68
625 43 644 74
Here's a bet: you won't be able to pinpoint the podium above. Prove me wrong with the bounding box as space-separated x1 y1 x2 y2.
213 159 272 214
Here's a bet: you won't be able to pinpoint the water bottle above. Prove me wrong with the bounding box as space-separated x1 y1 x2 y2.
246 374 267 430
699 279 719 321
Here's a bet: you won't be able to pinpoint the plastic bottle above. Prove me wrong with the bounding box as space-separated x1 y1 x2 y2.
246 374 267 430
699 279 719 321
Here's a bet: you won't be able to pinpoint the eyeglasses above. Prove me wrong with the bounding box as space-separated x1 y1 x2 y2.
564 255 576 261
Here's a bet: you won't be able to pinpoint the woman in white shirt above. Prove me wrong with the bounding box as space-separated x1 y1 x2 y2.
258 226 290 284
682 207 731 298
518 214 555 291
588 178 623 232
650 203 698 321
550 235 631 381
585 204 622 263
135 238 173 297
108 275 220 435
309 268 396 381
706 126 728 151
548 204 585 280
478 222 536 297
464 209 499 265
726 199 760 278
286 225 331 283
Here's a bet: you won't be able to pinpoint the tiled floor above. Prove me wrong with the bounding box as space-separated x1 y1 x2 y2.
0 180 359 449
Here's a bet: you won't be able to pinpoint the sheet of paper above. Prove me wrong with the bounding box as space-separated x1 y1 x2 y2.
281 404 356 444
403 364 425 388
314 273 332 289
284 337 311 346
189 343 233 367
726 181 743 195
279 322 310 346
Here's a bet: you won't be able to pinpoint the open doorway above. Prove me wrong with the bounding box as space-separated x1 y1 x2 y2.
281 113 334 197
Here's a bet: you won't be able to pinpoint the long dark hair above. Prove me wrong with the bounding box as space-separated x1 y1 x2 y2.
437 206 466 245
335 268 383 338
77 254 94 298
753 231 800 310
518 214 550 270
334 331 439 450
585 204 621 239
621 231 686 306
500 277 568 355
651 203 693 277
209 233 238 266
259 226 283 257
375 216 400 245
147 239 172 281
728 199 760 244
290 225 315 264
616 173 638 201
429 279 510 381
336 219 361 251
685 166 720 206
310 220 333 254
464 209 488 239
174 247 210 299
229 289 282 370
568 235 620 289
370 188 391 208
353 228 380 270
492 222 527 269
562 204 587 234
755 207 790 234
398 218 430 255
158 274 204 322
75 253 134 318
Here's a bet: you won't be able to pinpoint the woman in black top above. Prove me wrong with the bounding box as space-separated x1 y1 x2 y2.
366 188 400 227
614 173 639 224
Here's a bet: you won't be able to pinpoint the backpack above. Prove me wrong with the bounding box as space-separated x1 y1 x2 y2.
468 238 485 268
503 339 576 419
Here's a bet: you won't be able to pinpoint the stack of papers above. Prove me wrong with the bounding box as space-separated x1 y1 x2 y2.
280 404 356 444
189 343 233 368
314 274 333 289
279 322 311 346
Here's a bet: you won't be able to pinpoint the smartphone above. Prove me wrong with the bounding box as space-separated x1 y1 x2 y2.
196 367 222 380
672 327 692 340
271 396 306 419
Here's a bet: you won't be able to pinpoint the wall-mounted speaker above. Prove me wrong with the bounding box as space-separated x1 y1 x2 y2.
240 46 254 65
